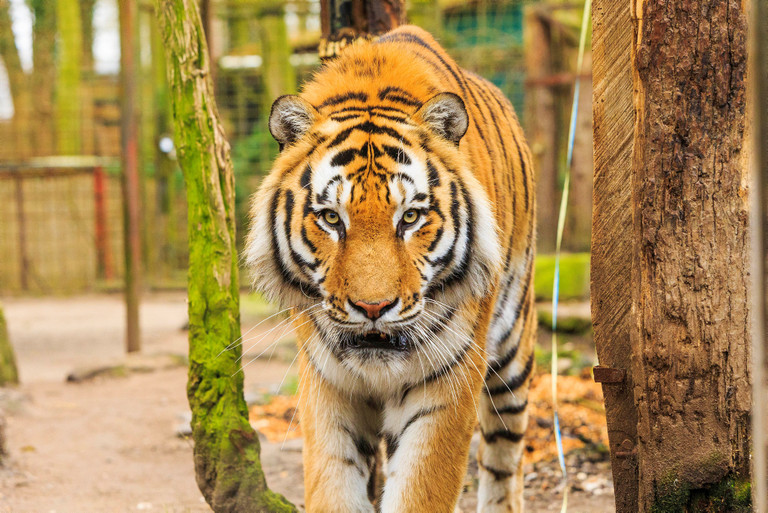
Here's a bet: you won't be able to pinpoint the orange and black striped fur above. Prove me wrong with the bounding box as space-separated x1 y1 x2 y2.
246 26 536 513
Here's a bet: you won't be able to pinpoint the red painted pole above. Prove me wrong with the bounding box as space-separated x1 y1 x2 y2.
93 165 114 280
119 0 141 353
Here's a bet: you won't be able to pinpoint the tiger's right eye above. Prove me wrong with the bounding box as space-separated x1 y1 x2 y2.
323 210 340 225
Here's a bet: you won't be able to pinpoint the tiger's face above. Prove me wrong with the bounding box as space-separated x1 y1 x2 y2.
246 92 502 374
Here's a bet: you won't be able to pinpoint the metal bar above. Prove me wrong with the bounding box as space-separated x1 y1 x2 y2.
14 176 28 291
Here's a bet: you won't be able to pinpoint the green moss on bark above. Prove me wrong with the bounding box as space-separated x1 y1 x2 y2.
156 1 295 511
651 471 752 513
0 305 19 386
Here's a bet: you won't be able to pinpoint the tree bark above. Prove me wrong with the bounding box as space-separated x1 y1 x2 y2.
630 0 752 510
0 304 19 386
155 0 296 511
318 0 404 59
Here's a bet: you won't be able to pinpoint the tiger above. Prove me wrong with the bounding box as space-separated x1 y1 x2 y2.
246 25 536 513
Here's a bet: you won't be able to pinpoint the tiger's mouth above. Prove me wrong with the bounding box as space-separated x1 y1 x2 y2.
343 331 410 352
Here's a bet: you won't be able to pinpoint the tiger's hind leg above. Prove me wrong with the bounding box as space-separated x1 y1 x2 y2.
477 290 535 512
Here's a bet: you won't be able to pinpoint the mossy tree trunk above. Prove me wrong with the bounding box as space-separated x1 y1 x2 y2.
0 305 19 386
54 0 82 154
630 0 752 510
155 0 296 511
30 0 56 155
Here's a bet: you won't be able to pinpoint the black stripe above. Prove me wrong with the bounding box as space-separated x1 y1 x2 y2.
342 425 376 460
392 172 414 185
378 86 422 107
496 399 528 416
316 175 342 204
517 144 529 212
384 405 446 460
400 341 470 405
299 164 312 189
269 191 320 298
437 180 475 290
486 352 534 396
485 341 519 381
425 181 459 270
330 148 359 167
384 433 398 460
382 144 412 165
465 74 510 173
330 113 363 122
318 92 368 109
426 160 441 187
478 461 514 481
481 429 525 444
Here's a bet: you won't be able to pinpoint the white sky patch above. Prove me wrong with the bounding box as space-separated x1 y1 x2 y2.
0 59 14 120
93 0 120 75
8 0 32 72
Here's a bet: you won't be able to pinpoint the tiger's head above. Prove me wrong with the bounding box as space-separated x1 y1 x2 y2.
246 87 502 372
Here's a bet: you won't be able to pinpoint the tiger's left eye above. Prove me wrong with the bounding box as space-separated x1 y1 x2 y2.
402 209 420 224
323 210 340 225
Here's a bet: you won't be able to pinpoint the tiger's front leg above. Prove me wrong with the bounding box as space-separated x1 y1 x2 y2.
299 353 380 513
379 357 484 513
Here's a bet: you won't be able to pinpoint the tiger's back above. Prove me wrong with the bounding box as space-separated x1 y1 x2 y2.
247 25 535 513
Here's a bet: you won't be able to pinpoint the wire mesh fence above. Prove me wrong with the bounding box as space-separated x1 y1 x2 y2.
0 0 587 295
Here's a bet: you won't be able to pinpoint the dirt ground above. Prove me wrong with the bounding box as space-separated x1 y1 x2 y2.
0 293 615 512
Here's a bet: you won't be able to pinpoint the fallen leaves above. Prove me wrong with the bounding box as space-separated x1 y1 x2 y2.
249 371 610 466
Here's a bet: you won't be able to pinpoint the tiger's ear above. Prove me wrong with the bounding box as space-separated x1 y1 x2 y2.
414 92 468 145
269 95 318 150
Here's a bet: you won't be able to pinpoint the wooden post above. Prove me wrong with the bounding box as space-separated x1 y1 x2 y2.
524 8 557 254
590 0 638 510
629 0 752 510
119 0 142 353
749 0 768 506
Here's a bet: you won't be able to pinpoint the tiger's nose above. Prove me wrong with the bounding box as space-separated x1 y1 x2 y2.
349 299 396 320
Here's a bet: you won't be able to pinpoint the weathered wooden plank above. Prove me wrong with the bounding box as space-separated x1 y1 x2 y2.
590 0 638 511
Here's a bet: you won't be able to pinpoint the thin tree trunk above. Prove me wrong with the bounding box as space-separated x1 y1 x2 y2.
155 0 296 511
79 0 95 72
30 0 56 155
55 0 82 154
0 304 19 386
630 0 752 510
